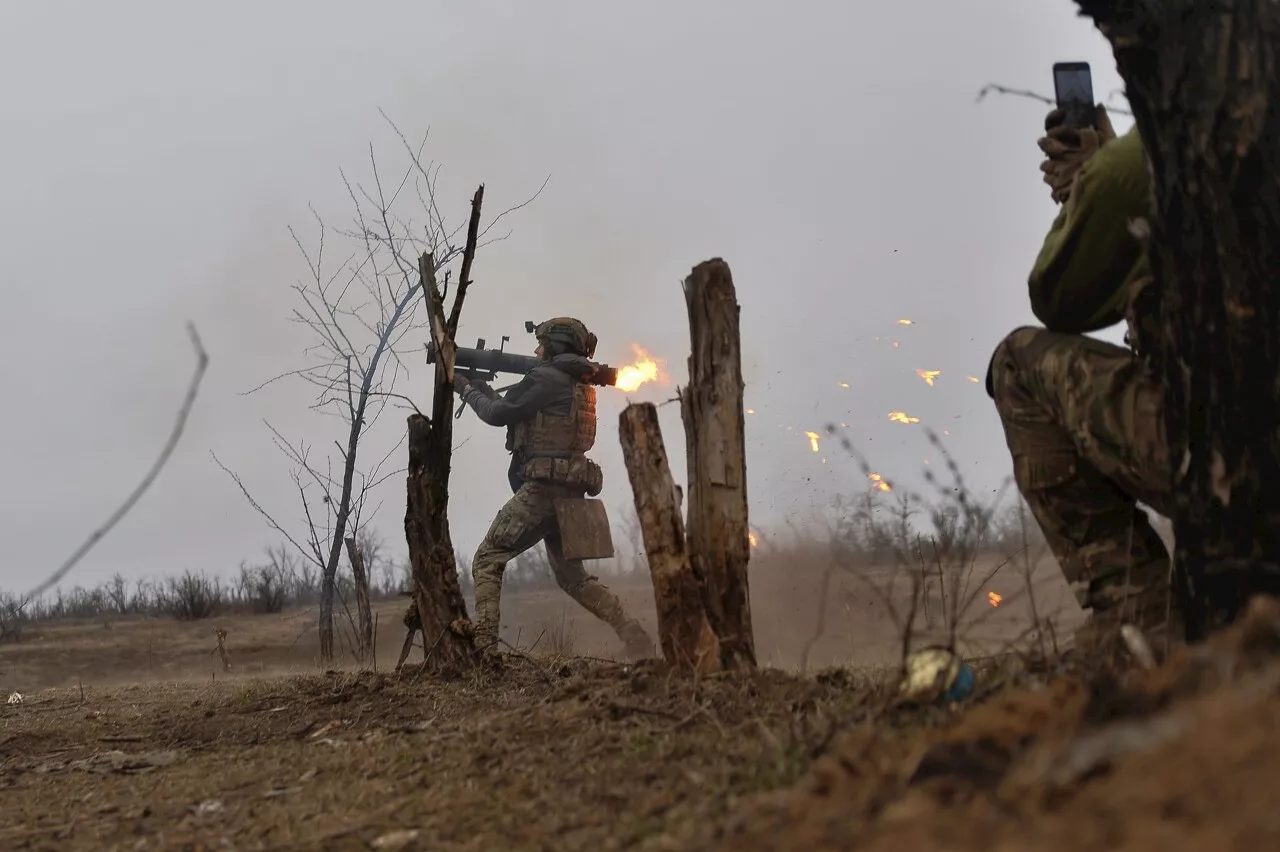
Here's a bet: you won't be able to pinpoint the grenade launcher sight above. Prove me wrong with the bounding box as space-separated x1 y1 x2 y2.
425 320 620 388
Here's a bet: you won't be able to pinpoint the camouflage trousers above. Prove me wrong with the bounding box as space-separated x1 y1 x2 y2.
471 481 636 650
988 326 1178 640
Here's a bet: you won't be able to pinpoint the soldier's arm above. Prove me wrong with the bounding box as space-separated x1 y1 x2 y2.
461 371 556 427
1028 127 1151 334
466 380 499 400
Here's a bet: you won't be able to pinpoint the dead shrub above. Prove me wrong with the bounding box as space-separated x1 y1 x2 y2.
165 570 222 621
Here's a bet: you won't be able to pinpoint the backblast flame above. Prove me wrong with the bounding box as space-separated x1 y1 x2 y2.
614 345 667 392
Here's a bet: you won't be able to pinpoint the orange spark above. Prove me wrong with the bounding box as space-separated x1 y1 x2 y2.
749 531 759 548
892 341 900 348
916 369 940 386
966 375 980 383
614 345 668 392
838 381 850 389
888 411 920 424
746 408 755 414
804 431 821 452
988 591 1003 607
896 319 914 325
868 473 891 492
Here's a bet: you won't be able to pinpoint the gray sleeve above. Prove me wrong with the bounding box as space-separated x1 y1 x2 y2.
461 370 558 427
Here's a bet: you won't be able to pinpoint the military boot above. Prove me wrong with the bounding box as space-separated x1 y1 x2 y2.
1073 557 1184 667
616 618 656 660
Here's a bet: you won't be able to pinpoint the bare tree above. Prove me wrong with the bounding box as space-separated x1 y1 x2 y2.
214 118 541 661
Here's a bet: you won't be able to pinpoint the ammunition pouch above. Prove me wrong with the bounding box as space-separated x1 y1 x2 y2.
522 455 603 496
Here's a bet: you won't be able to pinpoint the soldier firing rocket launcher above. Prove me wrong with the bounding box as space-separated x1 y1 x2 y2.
425 320 621 388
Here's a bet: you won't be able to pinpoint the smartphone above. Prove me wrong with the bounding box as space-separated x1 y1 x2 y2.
1053 61 1094 129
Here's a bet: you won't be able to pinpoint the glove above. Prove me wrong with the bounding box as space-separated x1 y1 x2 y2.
1037 104 1116 204
452 375 471 397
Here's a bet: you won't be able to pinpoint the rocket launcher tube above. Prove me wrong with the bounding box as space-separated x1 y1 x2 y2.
426 340 619 388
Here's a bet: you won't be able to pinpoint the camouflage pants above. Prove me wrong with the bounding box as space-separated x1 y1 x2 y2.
471 481 632 648
988 326 1174 625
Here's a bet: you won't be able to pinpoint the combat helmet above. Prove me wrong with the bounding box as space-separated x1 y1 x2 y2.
534 317 597 359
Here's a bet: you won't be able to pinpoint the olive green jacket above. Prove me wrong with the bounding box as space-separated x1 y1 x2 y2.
1027 126 1152 335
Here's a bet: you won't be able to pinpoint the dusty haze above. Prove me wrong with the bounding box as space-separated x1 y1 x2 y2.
0 1 1132 593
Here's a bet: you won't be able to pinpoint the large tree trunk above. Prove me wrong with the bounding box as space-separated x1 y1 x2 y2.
1075 0 1280 638
619 403 722 672
680 258 756 669
343 536 374 658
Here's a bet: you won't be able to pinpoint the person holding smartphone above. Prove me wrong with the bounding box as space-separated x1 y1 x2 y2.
983 67 1182 662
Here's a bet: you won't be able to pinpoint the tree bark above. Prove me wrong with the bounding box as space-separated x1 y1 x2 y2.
680 258 757 669
1075 0 1280 638
404 412 474 671
343 536 374 657
619 403 722 673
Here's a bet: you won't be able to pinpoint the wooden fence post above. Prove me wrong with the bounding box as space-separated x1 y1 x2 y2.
680 258 756 669
619 403 722 672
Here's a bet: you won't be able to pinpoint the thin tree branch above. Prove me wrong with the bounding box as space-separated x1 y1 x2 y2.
27 324 209 600
975 82 1133 115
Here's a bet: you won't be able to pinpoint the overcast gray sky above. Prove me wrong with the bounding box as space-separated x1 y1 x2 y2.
0 1 1132 594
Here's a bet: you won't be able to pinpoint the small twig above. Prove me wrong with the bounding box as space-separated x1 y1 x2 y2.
496 638 556 686
365 391 424 417
607 701 681 721
975 82 1133 115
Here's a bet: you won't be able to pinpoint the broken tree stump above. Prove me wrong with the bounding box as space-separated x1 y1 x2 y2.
680 258 757 669
404 412 475 672
401 189 484 674
343 536 374 658
619 402 722 673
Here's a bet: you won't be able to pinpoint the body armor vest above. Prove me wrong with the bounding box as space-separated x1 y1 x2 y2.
511 380 603 495
512 381 597 457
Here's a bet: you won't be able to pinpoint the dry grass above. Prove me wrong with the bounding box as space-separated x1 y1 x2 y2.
3 597 1278 850
5 531 1270 850
533 612 580 658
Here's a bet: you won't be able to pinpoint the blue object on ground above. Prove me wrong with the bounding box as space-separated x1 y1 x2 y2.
942 661 975 703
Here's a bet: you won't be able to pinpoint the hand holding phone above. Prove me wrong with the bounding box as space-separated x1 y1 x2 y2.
1053 61 1095 130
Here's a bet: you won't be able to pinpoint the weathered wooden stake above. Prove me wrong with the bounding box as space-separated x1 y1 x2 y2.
619 403 722 672
343 536 374 657
680 258 757 669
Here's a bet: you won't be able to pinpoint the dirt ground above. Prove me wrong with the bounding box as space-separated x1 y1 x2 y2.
6 552 1272 851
